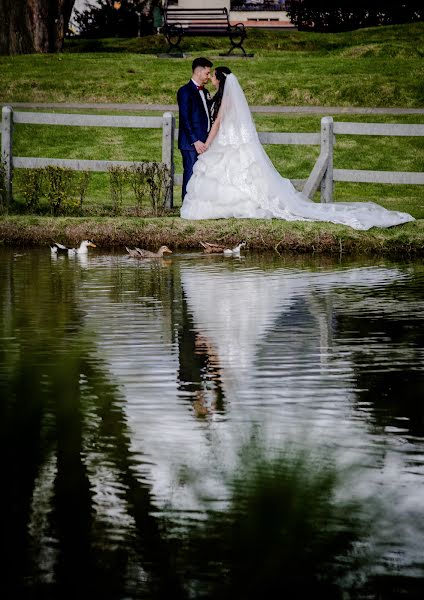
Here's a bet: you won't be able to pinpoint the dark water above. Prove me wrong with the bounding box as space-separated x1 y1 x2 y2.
1 246 424 599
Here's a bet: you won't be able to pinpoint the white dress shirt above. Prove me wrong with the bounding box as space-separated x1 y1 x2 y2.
192 78 210 132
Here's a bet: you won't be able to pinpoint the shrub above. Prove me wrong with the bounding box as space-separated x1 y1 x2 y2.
20 168 44 212
44 166 75 216
108 165 129 215
109 162 172 216
63 170 91 214
131 162 171 216
285 1 424 32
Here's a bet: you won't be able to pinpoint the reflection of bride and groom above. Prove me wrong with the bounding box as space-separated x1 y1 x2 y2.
178 260 409 421
84 257 412 430
80 255 422 556
178 58 414 230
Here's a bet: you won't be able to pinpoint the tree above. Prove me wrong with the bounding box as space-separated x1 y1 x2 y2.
0 0 76 55
285 1 424 32
73 0 155 38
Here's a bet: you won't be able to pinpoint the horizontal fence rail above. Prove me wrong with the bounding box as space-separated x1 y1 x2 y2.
13 112 164 128
333 122 424 136
13 157 153 171
333 169 424 185
2 106 423 209
1 106 175 208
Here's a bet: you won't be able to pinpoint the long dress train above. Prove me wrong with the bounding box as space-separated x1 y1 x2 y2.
180 75 415 231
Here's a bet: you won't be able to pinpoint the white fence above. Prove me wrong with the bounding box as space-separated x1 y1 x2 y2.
2 106 424 209
1 106 175 208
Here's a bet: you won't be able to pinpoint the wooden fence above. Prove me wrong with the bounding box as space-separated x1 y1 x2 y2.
1 106 175 208
2 106 423 210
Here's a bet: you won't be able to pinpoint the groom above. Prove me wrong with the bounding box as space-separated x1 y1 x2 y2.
177 57 213 201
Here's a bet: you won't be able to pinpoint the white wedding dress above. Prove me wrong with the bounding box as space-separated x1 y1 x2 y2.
180 74 415 231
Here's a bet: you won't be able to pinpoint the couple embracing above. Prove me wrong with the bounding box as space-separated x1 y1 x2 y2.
177 57 414 231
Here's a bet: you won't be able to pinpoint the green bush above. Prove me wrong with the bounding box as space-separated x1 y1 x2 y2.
20 168 44 212
16 167 91 215
109 162 172 216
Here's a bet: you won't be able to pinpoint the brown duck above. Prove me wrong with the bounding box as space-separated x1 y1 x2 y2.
126 245 173 258
200 241 226 254
200 240 246 256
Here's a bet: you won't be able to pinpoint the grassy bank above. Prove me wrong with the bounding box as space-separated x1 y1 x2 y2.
1 23 423 107
1 215 423 257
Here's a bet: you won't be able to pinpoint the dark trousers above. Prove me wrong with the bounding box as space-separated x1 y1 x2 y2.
181 149 198 201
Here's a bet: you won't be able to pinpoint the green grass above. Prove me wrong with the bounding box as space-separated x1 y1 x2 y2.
0 23 423 241
0 23 423 107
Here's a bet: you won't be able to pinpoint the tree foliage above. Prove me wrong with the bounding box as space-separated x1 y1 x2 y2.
73 0 155 38
0 0 76 54
285 0 424 32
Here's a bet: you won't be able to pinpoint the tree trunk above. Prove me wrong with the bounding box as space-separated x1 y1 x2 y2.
0 0 75 54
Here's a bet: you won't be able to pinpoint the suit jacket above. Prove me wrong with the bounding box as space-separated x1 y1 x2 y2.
177 80 212 151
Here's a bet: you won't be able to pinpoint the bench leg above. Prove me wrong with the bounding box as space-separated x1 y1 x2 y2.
166 39 182 53
165 30 183 54
228 40 247 57
222 27 248 57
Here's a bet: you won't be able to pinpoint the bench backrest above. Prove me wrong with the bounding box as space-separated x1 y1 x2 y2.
164 7 230 30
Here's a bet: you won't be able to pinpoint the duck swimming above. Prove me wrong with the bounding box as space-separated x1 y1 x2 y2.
200 240 246 256
200 241 226 254
126 245 173 258
125 247 143 258
51 240 96 255
223 240 246 256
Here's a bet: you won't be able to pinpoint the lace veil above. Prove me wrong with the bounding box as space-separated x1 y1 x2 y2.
216 73 259 146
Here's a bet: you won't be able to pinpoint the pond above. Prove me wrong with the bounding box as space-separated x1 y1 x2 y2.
1 246 424 599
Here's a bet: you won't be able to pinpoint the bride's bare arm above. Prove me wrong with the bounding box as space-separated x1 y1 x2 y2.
205 111 222 149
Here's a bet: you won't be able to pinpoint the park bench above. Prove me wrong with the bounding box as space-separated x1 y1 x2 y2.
162 7 249 56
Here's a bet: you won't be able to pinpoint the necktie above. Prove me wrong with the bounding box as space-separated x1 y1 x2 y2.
197 85 204 91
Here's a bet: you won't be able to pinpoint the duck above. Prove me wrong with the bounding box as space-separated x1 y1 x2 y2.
126 245 173 258
200 241 226 254
51 240 96 255
223 240 246 256
200 240 246 256
68 240 97 255
125 246 143 258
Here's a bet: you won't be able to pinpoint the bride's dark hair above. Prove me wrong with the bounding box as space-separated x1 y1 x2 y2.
211 66 232 122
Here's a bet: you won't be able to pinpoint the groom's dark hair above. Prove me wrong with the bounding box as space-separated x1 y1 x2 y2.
192 57 213 71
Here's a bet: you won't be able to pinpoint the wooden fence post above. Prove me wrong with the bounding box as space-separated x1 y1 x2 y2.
162 111 175 209
1 105 14 209
320 116 334 203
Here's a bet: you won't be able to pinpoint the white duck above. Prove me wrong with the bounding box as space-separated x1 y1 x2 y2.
51 240 96 255
223 240 246 256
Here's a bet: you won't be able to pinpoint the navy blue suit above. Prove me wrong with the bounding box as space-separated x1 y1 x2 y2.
177 80 211 200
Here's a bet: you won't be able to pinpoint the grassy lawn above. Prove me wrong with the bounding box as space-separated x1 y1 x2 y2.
0 23 423 247
0 23 423 107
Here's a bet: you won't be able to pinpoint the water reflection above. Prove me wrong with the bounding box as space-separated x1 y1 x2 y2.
1 248 424 598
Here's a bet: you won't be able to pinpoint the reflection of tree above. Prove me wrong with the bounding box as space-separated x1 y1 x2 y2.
334 276 424 437
0 250 183 599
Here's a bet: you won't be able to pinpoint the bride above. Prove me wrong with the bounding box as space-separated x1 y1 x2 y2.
180 67 415 231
